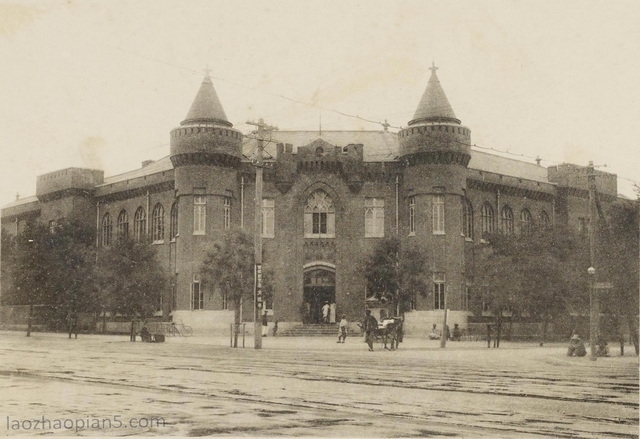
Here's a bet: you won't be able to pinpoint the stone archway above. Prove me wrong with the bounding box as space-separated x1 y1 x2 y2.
303 265 335 324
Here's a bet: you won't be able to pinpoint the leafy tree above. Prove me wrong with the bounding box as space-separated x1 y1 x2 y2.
398 244 429 314
8 220 96 335
94 237 167 323
471 226 587 345
597 200 639 355
199 229 254 347
1 228 16 306
364 237 400 305
363 237 429 316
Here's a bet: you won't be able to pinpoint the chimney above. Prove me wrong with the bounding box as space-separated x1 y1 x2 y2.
142 160 154 168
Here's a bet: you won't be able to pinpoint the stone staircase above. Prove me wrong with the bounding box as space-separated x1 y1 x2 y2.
279 323 338 337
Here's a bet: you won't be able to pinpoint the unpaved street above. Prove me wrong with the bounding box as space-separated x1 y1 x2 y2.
0 331 637 437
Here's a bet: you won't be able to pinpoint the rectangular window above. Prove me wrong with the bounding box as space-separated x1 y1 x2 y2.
49 220 56 234
262 199 275 238
461 282 469 311
223 197 231 230
481 286 491 314
433 272 445 310
193 195 206 235
191 276 203 310
432 195 445 235
312 212 327 234
364 198 385 238
578 217 588 236
408 196 415 235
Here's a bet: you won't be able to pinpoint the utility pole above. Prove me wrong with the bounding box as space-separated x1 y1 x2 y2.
246 118 277 350
587 161 598 361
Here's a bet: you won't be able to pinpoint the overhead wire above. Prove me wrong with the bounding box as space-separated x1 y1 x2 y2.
115 47 638 188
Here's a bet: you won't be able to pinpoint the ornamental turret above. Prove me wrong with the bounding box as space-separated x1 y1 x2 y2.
170 74 243 168
398 64 471 166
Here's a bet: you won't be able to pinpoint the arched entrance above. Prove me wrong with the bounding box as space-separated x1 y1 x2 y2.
303 265 335 323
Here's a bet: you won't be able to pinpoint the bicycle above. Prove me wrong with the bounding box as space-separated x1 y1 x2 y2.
170 322 193 337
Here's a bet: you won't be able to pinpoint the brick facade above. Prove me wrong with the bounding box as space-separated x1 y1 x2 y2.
1 70 620 335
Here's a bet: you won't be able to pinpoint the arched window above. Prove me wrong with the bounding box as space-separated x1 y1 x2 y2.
134 207 146 243
152 203 164 242
117 210 129 241
170 202 178 240
481 202 495 235
520 209 533 235
304 190 335 238
101 213 112 246
540 210 551 229
462 198 473 239
500 205 514 235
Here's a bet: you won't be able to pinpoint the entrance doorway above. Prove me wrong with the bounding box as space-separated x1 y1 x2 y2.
303 268 335 324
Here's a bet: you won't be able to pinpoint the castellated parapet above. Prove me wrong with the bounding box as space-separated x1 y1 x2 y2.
169 124 243 168
548 163 617 196
273 139 366 193
36 168 104 201
398 123 471 166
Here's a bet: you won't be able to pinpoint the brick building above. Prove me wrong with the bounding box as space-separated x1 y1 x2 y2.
1 67 620 335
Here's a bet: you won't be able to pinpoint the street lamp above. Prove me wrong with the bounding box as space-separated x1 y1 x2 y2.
587 266 597 361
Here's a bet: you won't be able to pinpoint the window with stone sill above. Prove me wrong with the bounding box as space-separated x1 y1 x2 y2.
364 198 384 238
304 190 335 238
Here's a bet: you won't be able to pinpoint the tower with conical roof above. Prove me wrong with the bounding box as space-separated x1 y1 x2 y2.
169 74 243 315
399 64 471 324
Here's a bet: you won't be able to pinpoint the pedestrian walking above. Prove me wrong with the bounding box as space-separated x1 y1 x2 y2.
67 311 78 339
130 319 137 342
322 302 330 324
337 314 348 343
272 320 278 337
261 312 268 337
363 309 378 351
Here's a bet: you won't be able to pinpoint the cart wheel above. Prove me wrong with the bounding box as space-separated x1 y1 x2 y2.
182 326 193 337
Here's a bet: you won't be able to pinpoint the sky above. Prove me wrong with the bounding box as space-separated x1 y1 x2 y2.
0 0 638 207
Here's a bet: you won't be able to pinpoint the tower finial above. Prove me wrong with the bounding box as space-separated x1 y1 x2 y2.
204 65 212 77
429 61 438 73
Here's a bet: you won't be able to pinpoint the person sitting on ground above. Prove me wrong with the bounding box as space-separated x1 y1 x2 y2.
567 333 587 357
429 323 440 340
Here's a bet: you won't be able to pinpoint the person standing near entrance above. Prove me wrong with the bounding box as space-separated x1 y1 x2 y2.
322 302 330 324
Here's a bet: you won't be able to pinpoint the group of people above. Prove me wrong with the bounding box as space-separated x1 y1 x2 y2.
567 333 609 357
428 323 462 341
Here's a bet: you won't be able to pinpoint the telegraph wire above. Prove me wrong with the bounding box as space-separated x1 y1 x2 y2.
115 47 639 188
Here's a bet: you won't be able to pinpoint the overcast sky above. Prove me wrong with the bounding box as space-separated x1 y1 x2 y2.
0 0 638 207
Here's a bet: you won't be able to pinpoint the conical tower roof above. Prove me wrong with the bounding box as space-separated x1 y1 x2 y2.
181 74 232 127
408 64 460 126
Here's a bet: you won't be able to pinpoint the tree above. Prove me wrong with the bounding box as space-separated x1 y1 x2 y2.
1 228 17 306
471 227 587 345
8 220 97 335
363 237 429 316
94 237 167 323
364 237 400 306
597 200 639 355
199 229 254 348
398 244 429 315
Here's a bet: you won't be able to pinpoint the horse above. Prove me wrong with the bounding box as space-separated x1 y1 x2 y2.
377 317 403 350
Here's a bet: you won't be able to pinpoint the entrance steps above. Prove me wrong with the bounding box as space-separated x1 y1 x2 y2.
279 323 338 337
